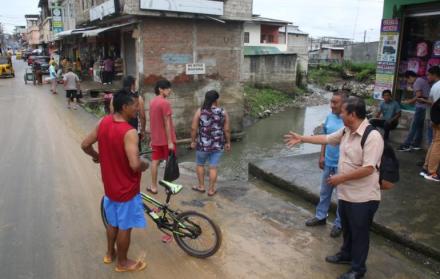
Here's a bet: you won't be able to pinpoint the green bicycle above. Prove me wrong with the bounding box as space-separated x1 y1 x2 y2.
100 180 222 258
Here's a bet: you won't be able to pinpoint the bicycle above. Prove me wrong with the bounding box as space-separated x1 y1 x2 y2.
100 157 222 258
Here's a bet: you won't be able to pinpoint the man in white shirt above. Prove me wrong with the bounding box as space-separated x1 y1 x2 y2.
419 66 440 181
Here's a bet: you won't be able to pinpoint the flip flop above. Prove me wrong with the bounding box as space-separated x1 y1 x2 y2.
146 187 158 195
115 260 147 272
192 186 206 193
103 254 114 264
208 190 217 197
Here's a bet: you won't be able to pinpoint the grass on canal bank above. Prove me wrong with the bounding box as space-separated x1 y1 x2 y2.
244 85 303 117
308 61 376 86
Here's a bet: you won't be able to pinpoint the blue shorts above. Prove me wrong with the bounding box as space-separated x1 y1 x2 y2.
103 194 146 230
196 150 223 167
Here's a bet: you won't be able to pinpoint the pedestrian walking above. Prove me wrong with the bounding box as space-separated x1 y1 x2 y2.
147 79 176 195
369 90 401 141
81 90 148 272
103 57 114 84
190 90 231 197
305 91 345 237
419 66 440 181
63 67 80 109
285 96 384 279
398 71 430 151
49 61 57 94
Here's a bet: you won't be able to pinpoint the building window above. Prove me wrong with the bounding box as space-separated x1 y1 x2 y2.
244 32 250 43
268 35 274 43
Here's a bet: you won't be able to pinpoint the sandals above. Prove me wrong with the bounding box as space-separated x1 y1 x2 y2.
103 254 114 264
115 260 147 272
146 187 158 195
192 186 206 193
208 189 217 197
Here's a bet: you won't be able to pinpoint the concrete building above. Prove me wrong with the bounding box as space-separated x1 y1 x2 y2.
344 42 379 64
61 0 254 138
38 0 54 44
279 25 309 73
24 15 41 48
243 16 290 52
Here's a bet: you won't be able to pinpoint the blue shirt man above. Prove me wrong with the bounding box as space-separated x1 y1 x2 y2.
379 100 401 121
305 92 345 237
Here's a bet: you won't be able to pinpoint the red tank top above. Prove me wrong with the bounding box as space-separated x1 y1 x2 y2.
98 115 141 202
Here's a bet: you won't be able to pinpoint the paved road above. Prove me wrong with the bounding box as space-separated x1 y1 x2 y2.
0 59 437 279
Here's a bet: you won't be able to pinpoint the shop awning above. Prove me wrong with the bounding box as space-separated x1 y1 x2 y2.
54 28 93 40
81 22 137 37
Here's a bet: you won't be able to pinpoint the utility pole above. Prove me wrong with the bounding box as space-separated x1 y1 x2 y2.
363 30 367 43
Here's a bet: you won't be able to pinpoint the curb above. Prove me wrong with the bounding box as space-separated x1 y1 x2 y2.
248 162 440 262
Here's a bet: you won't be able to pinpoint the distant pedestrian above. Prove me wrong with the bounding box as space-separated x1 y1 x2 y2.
81 90 148 272
103 57 114 84
419 66 440 181
49 61 57 94
398 71 430 151
370 90 401 141
190 90 231 197
285 96 384 279
63 67 80 109
148 80 176 195
305 91 345 238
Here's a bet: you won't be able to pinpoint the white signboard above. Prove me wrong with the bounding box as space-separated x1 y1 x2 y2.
90 0 116 21
186 63 206 75
140 0 223 16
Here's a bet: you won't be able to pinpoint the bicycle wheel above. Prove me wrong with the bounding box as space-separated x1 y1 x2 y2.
100 196 109 228
173 211 222 258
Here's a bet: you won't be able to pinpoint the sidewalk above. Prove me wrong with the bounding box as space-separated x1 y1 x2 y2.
249 150 440 261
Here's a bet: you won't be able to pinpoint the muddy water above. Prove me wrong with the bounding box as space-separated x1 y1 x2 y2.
179 104 331 180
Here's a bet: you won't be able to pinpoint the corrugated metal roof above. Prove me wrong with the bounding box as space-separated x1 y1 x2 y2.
244 46 283 55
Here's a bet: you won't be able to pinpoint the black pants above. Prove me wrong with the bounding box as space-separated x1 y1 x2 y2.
369 119 398 141
102 71 113 84
338 200 379 274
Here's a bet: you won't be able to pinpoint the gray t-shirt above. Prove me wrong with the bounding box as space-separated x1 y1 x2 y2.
413 77 430 109
63 71 79 91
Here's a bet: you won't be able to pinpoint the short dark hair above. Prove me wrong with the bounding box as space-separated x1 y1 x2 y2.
113 90 135 113
405 70 417 78
428 66 440 78
333 90 347 101
382 89 392 97
154 80 171 95
123 75 136 91
343 96 367 119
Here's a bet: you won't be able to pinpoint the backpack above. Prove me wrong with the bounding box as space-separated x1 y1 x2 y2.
361 125 399 190
431 97 440 125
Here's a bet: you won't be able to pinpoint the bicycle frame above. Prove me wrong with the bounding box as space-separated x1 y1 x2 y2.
140 192 197 238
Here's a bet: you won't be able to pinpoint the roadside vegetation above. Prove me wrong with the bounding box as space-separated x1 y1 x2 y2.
308 61 376 85
244 85 307 117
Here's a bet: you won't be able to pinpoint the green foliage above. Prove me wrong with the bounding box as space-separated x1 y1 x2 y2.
244 86 295 117
308 67 339 86
308 61 376 84
83 102 106 118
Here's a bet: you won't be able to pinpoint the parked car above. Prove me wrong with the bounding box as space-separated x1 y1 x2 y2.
33 56 50 74
0 56 15 78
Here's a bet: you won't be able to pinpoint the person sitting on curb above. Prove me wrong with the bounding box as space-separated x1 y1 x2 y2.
369 90 401 141
81 90 149 272
398 71 430 151
285 96 384 279
305 91 345 238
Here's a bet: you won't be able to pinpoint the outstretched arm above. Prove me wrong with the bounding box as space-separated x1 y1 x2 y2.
284 132 328 147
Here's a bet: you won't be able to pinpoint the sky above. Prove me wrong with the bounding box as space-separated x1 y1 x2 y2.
1 0 384 42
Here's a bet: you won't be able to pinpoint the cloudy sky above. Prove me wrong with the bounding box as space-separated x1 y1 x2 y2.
1 0 384 42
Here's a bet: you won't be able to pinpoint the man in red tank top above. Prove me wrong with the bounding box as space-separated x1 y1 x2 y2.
81 90 149 272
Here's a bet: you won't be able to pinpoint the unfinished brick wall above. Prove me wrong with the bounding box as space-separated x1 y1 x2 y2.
140 18 244 139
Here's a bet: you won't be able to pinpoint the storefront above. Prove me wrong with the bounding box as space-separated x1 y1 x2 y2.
374 1 440 103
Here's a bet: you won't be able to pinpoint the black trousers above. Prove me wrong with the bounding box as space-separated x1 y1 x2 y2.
369 119 398 141
338 200 379 274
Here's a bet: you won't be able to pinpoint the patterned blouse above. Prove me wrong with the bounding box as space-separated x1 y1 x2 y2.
197 107 226 152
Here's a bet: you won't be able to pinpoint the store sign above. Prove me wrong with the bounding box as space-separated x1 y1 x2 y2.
373 19 400 100
140 0 223 16
90 0 116 21
52 7 64 34
186 63 206 75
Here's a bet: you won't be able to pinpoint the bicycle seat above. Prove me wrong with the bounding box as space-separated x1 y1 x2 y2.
159 180 183 195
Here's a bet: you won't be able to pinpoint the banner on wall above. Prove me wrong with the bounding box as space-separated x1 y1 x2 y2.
52 7 64 34
373 19 400 100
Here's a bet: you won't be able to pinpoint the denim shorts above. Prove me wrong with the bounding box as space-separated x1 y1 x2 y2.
196 150 223 167
103 194 146 230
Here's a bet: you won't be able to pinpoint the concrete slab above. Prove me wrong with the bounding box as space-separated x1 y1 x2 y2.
249 150 440 261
